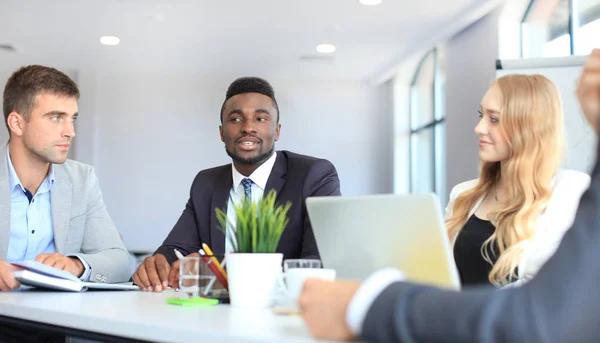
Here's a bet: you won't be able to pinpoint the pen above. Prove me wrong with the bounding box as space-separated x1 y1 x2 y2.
174 249 185 260
201 243 227 280
199 249 229 290
174 249 194 279
203 257 227 296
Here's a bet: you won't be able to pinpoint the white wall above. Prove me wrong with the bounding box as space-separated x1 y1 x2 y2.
444 7 502 200
75 72 394 252
0 71 10 144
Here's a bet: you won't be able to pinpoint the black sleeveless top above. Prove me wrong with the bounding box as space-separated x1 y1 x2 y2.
453 215 500 286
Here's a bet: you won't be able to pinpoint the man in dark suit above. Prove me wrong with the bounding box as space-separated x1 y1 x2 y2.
133 77 341 292
298 49 600 342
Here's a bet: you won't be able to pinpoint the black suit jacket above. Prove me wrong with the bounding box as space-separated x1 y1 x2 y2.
362 140 600 342
155 150 341 264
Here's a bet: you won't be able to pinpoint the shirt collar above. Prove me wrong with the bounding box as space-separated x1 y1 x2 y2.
231 151 278 194
6 144 56 194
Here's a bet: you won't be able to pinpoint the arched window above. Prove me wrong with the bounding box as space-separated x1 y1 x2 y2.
409 48 446 200
521 0 600 57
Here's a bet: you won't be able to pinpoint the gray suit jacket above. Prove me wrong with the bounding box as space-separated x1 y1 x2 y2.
0 142 131 283
362 140 600 342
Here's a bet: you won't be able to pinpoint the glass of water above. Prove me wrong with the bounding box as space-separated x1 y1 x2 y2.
179 256 201 298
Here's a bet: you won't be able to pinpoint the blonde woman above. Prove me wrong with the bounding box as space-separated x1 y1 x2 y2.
446 74 590 287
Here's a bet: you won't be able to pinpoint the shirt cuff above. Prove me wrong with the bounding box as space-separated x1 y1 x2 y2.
69 255 91 281
346 268 405 335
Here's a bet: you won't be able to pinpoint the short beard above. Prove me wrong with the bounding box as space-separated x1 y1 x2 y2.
23 137 67 165
226 146 275 166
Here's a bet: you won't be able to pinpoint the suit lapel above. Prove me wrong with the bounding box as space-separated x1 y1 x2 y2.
0 142 10 259
265 151 287 200
50 165 71 253
210 166 233 255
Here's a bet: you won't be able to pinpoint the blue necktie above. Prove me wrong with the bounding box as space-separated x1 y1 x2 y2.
241 178 253 200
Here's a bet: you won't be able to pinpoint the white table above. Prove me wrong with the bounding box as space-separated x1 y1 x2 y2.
0 290 340 343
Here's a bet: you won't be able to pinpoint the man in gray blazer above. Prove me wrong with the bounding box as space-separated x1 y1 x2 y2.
298 48 600 342
0 65 131 292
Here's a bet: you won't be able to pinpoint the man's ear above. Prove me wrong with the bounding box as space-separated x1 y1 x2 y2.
274 124 281 141
7 112 24 137
219 125 225 142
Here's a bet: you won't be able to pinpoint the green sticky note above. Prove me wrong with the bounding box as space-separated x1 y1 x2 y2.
166 297 219 307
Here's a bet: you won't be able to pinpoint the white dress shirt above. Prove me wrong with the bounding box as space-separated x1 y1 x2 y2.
225 151 278 254
346 268 405 334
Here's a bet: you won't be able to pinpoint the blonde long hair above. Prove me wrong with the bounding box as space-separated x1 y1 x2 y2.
446 74 565 286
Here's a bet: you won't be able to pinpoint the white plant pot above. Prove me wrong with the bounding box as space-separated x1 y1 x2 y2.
226 253 283 308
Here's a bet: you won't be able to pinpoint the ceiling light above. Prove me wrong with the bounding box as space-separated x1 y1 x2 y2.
316 44 336 54
359 0 382 5
100 36 120 46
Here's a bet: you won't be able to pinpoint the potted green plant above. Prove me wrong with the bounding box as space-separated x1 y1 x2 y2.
216 190 291 307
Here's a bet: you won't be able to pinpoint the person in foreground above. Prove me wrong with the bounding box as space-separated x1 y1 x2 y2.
447 74 589 287
133 77 341 292
0 66 131 340
298 49 600 342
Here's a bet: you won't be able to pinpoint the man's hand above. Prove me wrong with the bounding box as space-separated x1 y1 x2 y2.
0 260 22 291
577 48 600 134
35 253 84 277
133 254 171 292
167 252 200 288
298 279 361 341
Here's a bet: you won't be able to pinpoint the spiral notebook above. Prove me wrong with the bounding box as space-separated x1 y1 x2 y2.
11 261 139 292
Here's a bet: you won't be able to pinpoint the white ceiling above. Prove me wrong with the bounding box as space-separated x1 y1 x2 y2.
0 0 494 82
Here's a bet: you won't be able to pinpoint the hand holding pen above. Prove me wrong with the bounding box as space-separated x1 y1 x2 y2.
133 245 229 293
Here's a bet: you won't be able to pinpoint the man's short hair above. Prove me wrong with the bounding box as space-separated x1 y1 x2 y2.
3 65 80 132
220 77 280 123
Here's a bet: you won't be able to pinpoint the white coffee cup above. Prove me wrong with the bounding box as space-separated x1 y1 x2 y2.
278 268 336 299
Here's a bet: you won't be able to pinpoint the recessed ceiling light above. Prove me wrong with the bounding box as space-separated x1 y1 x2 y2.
316 44 336 54
100 36 120 46
359 0 382 5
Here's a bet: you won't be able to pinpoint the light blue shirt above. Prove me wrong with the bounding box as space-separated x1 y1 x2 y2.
6 146 90 280
7 146 57 261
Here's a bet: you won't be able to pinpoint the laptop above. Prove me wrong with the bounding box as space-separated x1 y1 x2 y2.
306 193 461 290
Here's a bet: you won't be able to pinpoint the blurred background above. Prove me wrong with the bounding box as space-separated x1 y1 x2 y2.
0 0 598 256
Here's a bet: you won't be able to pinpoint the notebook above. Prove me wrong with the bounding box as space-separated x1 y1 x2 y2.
11 261 139 292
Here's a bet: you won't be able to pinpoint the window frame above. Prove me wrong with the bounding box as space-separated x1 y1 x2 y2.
408 48 446 195
521 0 600 56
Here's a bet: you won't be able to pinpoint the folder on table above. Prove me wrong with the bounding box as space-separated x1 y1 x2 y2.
11 261 139 292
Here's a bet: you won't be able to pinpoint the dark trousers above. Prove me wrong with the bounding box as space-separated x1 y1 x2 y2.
0 323 65 343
